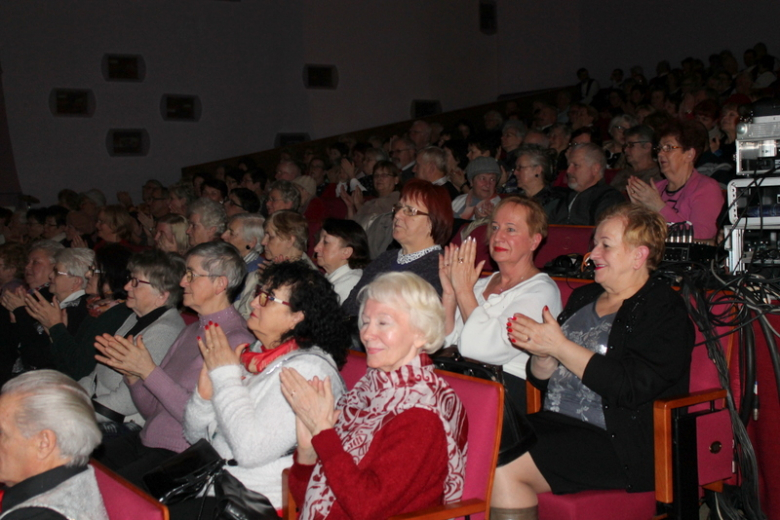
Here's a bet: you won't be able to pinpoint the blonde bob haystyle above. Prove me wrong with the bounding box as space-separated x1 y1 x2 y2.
357 272 445 354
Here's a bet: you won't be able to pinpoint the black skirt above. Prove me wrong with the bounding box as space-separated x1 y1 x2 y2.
528 411 627 494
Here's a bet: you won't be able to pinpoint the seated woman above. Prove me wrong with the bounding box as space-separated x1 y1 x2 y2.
234 210 316 319
30 244 134 380
221 213 265 273
627 119 724 242
492 204 694 519
19 248 94 372
342 179 453 316
441 196 562 428
514 145 568 224
94 242 255 487
452 157 502 220
282 272 468 519
81 250 186 434
154 214 189 256
313 219 370 304
173 261 350 518
94 204 143 252
603 114 638 169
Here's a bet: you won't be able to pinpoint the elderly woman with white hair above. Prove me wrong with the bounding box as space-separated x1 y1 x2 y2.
186 198 228 248
221 213 265 273
282 272 469 519
17 247 94 372
94 242 255 488
603 114 638 169
0 370 106 519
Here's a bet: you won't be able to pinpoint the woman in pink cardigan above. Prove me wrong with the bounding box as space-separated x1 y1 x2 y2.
627 119 724 243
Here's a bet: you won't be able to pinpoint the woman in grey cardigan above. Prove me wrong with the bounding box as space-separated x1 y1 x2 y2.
80 250 186 432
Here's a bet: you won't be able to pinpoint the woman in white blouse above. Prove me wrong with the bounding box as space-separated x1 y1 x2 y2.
313 219 370 304
439 196 562 418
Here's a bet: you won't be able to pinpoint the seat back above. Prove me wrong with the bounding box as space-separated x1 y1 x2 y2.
535 225 595 269
91 460 169 520
434 370 504 520
341 351 367 390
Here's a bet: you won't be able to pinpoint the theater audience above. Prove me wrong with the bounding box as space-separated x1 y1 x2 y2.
313 219 370 304
514 146 568 224
0 370 106 519
224 187 261 216
173 261 350 518
610 125 661 192
186 198 227 248
154 214 190 255
168 182 196 216
493 204 693 519
603 114 638 169
266 180 301 214
391 137 417 184
283 272 468 519
564 144 624 225
452 157 501 220
342 179 453 316
95 242 254 488
221 213 265 273
414 146 460 200
628 119 724 241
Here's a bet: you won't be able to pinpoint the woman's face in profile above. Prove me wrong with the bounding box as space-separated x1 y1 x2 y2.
360 298 424 373
589 217 639 286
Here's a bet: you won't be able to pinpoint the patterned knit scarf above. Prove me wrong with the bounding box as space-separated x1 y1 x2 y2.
240 338 298 374
301 354 468 520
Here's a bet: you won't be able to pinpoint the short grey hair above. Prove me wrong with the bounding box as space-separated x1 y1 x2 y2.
364 147 389 163
187 241 247 294
609 114 639 136
189 198 227 237
128 250 187 307
268 180 301 211
574 143 607 177
518 144 556 185
29 239 65 264
502 120 528 138
229 214 265 254
2 370 100 467
55 248 95 287
624 124 655 143
357 272 445 354
169 182 196 205
417 146 448 174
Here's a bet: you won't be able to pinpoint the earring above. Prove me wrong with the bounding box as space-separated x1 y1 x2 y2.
246 245 251 250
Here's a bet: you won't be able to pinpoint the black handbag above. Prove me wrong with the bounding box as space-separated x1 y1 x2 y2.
143 439 280 520
433 348 537 466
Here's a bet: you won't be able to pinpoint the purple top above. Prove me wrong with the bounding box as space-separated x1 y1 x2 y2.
656 169 724 240
129 305 255 453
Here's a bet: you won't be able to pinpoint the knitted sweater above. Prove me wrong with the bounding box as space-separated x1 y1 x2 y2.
184 347 343 510
129 305 254 453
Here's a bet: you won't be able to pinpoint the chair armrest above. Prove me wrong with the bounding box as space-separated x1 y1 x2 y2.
653 389 727 504
527 380 542 414
282 468 297 520
388 498 486 520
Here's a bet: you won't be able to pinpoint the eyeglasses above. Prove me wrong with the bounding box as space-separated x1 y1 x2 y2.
54 270 71 277
254 287 290 307
392 204 429 217
654 144 683 154
127 276 153 288
184 268 220 283
512 165 536 173
623 141 651 149
90 265 103 274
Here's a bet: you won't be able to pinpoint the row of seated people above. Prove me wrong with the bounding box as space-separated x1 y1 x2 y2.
0 195 693 520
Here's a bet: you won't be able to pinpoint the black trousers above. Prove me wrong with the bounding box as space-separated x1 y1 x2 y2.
94 430 176 492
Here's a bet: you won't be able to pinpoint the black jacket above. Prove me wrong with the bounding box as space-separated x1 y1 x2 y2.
565 181 625 225
528 274 694 492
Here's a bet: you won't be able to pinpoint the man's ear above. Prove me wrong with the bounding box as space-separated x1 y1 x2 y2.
36 429 58 460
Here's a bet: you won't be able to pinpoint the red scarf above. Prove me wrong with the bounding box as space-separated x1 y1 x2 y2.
240 338 298 374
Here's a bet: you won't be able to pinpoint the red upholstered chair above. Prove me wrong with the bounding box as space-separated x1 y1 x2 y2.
91 459 169 520
340 350 368 390
534 225 595 269
553 170 569 187
283 363 504 520
528 282 737 520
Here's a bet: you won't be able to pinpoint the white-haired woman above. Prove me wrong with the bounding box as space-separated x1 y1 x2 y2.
221 213 265 273
20 247 94 372
282 272 468 519
603 114 638 169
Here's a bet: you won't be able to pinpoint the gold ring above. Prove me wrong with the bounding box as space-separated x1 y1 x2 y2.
458 258 464 263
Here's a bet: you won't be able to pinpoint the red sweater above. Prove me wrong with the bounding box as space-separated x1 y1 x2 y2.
289 408 448 520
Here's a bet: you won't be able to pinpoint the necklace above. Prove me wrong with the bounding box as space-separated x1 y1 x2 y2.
493 270 535 294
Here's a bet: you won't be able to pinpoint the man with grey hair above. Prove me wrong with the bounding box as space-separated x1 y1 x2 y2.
187 198 227 248
413 146 460 200
15 248 94 374
483 110 503 131
0 370 107 520
266 180 301 215
564 143 624 225
500 120 528 193
222 214 266 274
274 160 301 182
408 120 432 150
610 125 661 193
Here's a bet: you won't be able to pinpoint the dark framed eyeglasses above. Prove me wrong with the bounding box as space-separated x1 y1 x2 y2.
254 286 290 307
392 204 429 217
127 276 153 288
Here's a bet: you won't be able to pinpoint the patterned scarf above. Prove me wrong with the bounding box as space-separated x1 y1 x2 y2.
240 338 298 374
301 354 468 520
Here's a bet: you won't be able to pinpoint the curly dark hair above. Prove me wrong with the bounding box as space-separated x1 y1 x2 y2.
260 261 350 368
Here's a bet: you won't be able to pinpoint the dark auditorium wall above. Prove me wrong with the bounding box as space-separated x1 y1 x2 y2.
0 0 778 205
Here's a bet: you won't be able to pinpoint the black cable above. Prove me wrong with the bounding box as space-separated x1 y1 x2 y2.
739 319 756 426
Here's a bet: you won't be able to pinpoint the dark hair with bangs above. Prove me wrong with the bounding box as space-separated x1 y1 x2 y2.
259 261 350 368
